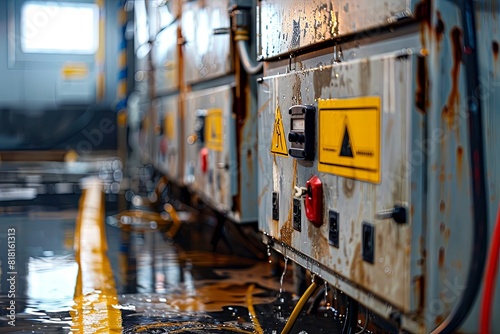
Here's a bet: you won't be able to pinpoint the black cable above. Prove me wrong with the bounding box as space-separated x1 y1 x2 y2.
431 0 488 332
342 297 359 334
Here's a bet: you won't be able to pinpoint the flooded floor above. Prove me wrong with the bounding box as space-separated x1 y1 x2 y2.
0 181 345 333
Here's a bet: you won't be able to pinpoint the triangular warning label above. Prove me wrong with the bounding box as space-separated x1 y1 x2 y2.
339 122 354 158
271 107 288 156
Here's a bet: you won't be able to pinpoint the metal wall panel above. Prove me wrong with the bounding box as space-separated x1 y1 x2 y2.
259 0 414 59
258 46 424 315
153 22 179 93
184 85 236 216
181 0 232 84
184 84 257 222
419 1 500 332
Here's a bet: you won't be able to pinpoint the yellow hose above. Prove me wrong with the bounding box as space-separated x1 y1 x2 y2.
281 280 319 334
246 284 264 334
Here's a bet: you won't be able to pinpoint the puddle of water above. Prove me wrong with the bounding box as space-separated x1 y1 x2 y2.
0 203 344 334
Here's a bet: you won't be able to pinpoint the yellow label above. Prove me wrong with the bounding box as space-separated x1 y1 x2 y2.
270 107 288 156
318 97 381 183
164 112 175 140
61 63 89 80
205 108 223 151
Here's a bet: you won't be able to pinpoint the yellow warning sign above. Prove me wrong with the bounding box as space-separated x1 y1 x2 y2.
205 108 223 151
318 97 381 183
164 112 175 140
270 107 288 156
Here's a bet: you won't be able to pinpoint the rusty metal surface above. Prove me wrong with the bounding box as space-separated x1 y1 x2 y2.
259 0 415 59
419 1 500 332
182 0 232 84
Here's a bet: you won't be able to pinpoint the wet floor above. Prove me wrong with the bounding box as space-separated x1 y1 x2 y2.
0 179 345 334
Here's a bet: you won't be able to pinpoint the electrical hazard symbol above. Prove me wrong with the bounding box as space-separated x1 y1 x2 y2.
339 121 354 158
318 97 381 183
270 106 288 156
205 108 223 151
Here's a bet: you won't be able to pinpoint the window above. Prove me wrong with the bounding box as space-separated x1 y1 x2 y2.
21 1 99 54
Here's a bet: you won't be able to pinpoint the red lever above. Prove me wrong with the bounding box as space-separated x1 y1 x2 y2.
305 175 323 227
200 147 209 174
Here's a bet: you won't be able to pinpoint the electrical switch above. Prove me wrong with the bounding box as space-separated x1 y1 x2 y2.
200 147 209 174
305 175 323 227
194 109 207 144
288 105 315 160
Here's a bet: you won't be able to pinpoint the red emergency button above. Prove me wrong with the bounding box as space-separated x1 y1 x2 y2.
200 147 209 174
305 175 323 227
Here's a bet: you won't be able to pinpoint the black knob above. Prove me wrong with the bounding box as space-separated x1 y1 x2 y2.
288 132 304 143
392 205 407 224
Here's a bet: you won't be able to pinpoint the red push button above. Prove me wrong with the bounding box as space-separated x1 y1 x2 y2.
200 147 209 174
305 175 323 227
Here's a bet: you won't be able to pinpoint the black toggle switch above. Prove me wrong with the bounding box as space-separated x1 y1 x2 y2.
288 105 315 160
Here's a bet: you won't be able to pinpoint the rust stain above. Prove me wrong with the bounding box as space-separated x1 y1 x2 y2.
435 11 445 47
360 60 371 96
258 185 269 206
457 145 464 181
440 222 445 234
292 74 303 105
439 200 446 213
257 97 271 115
280 160 297 245
415 0 432 48
349 243 365 285
493 41 499 62
452 260 463 271
313 63 333 99
258 155 264 173
444 227 451 242
416 56 429 113
415 0 432 26
442 27 463 127
413 275 426 311
439 172 446 183
438 247 445 268
307 222 330 259
342 178 355 198
435 315 444 326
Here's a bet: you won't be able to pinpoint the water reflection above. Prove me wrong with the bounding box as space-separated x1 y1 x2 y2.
0 198 343 334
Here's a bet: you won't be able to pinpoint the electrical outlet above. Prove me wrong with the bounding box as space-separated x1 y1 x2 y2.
293 198 301 231
272 192 279 221
328 210 339 248
362 222 375 263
